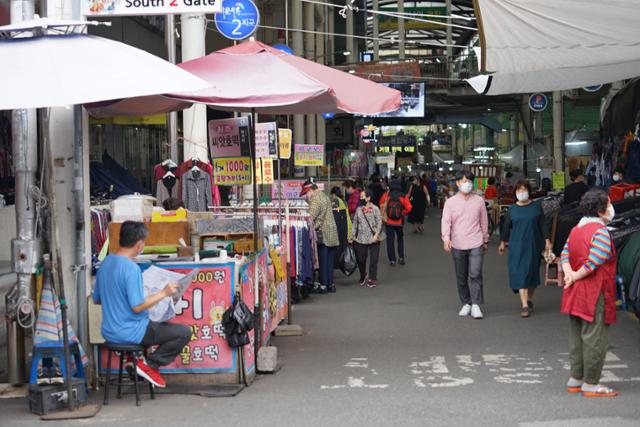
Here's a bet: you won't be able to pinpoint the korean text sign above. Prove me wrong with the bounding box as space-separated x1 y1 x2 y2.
209 117 250 158
213 157 252 186
255 122 278 158
100 263 237 374
271 179 324 200
278 128 292 159
294 144 324 167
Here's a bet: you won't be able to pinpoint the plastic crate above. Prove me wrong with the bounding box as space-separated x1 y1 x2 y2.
610 183 639 202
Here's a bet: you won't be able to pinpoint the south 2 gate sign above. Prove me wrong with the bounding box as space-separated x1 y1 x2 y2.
83 0 222 16
214 0 260 40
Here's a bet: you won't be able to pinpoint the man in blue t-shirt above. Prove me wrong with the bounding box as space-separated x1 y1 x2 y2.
93 221 190 388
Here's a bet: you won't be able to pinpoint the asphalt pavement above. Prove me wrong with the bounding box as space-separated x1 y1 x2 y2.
3 213 640 426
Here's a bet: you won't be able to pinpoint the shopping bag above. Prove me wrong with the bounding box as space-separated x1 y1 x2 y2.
340 245 358 276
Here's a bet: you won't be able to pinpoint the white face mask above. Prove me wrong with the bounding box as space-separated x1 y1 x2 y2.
605 204 615 222
613 174 621 182
459 181 473 194
516 191 529 202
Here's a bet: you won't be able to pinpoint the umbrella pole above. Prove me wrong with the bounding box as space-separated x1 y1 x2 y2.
250 108 261 363
45 107 75 412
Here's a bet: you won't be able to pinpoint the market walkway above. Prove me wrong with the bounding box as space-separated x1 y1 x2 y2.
4 214 640 426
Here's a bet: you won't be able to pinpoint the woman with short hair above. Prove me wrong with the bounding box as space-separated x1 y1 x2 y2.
561 189 618 397
499 179 551 317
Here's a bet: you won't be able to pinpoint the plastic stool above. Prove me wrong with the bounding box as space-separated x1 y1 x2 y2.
103 343 155 407
29 341 85 385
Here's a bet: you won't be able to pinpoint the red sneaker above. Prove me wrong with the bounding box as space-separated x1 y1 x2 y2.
135 358 166 388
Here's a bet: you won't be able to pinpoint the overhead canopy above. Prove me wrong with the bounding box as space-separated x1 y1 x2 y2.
0 18 208 110
468 0 640 95
87 40 402 118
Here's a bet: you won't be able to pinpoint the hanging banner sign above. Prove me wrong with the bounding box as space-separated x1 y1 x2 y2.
83 0 222 16
213 157 252 185
255 122 278 158
255 158 275 185
294 144 324 167
261 158 274 185
271 179 324 200
214 0 260 41
278 128 292 159
209 117 251 159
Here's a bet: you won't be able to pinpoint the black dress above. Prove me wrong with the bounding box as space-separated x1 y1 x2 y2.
408 184 427 225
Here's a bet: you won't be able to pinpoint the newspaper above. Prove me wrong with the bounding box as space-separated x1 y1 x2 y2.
142 266 199 322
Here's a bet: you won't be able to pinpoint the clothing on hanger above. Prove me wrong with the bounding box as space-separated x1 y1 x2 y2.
156 172 178 204
181 166 213 211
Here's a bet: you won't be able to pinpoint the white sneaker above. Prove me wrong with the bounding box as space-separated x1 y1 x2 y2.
458 304 471 317
471 304 484 319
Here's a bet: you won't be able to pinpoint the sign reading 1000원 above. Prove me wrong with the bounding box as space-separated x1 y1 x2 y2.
83 0 221 16
214 0 260 40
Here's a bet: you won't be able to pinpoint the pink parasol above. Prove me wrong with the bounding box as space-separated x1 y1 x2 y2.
87 40 401 118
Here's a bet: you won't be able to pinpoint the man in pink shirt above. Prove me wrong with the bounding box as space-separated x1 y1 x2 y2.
441 170 489 319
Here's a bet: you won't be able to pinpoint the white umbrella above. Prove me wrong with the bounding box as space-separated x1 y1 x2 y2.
0 17 208 110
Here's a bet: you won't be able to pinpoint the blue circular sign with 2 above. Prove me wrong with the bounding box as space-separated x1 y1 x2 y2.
529 93 548 112
583 85 603 93
215 0 260 41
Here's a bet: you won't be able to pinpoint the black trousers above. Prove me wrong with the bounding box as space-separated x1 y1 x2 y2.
386 225 405 262
140 321 191 369
354 242 380 281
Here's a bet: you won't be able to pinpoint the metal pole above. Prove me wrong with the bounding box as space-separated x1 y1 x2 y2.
166 15 178 161
372 0 379 60
553 91 564 173
291 0 305 178
9 0 37 386
398 0 405 60
346 0 355 63
250 109 261 367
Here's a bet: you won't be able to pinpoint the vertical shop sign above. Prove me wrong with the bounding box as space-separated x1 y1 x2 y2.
255 122 278 158
254 158 263 185
294 144 324 166
552 172 566 190
278 128 292 159
100 263 237 374
208 117 250 158
261 158 274 185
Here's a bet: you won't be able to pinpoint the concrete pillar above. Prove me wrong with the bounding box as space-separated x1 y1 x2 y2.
372 0 379 60
553 91 564 172
398 0 405 60
346 0 355 63
291 0 305 177
166 15 178 161
510 114 518 148
327 3 335 65
316 12 326 159
181 14 208 161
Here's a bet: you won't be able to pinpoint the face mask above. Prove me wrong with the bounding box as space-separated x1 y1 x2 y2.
459 182 473 194
516 191 529 202
359 199 367 206
613 174 621 182
605 204 615 222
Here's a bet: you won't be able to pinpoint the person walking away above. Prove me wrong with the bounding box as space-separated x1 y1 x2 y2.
441 170 489 320
343 180 361 216
331 187 352 272
563 169 589 206
349 190 383 288
428 174 438 207
407 176 430 233
499 180 552 318
368 175 386 207
561 189 618 397
380 180 412 266
301 180 340 294
93 221 191 388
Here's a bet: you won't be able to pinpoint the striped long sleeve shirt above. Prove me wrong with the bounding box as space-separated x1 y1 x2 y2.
561 222 613 273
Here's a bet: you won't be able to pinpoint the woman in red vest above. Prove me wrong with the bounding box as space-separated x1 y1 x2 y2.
561 189 618 397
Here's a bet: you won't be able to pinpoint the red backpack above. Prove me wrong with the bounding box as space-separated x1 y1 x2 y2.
386 196 403 221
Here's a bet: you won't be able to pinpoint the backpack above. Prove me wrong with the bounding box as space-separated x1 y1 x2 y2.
386 195 403 221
